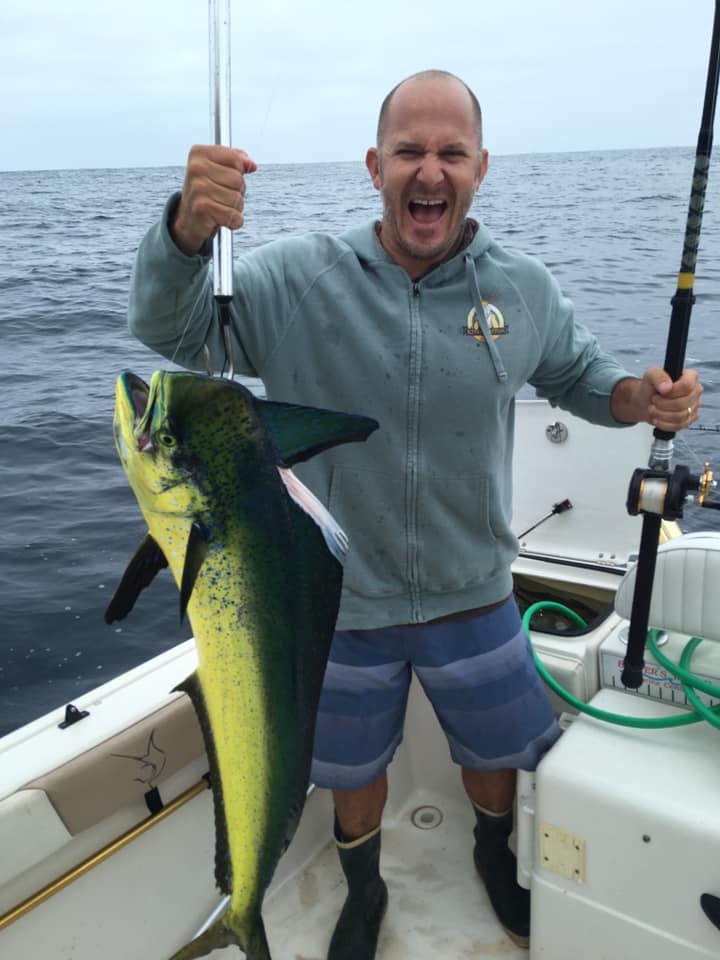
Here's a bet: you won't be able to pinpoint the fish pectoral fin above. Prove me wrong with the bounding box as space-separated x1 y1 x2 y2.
179 522 209 623
104 533 169 624
279 467 348 563
257 399 379 466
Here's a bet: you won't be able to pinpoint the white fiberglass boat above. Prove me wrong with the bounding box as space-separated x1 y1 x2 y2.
2 399 720 959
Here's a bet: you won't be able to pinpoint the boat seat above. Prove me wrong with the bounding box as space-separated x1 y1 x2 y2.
0 789 72 887
614 532 720 643
22 693 205 835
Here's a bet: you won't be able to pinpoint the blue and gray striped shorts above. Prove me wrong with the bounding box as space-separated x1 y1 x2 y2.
311 595 560 790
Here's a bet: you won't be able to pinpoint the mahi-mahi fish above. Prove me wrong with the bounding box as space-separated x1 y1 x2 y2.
105 370 378 960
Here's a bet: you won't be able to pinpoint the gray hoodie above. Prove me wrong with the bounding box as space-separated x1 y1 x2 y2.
129 194 631 629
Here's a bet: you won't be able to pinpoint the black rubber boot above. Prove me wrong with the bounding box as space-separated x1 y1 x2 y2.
472 804 530 949
327 825 388 960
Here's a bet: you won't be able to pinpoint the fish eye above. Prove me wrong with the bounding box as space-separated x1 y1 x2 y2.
158 432 176 448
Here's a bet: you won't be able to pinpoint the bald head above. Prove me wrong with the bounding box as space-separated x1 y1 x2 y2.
377 70 483 149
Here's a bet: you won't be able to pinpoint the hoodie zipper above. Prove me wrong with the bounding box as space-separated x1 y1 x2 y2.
406 282 423 621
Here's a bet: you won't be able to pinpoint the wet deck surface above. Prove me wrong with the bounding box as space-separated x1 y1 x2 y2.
266 789 526 960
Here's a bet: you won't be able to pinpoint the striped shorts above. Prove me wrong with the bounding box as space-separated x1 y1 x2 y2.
311 595 560 790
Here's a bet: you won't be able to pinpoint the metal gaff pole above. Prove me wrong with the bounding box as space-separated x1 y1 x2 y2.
209 0 235 378
621 0 720 689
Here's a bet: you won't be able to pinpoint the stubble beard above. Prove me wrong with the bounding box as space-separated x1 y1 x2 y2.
381 199 467 264
378 171 476 265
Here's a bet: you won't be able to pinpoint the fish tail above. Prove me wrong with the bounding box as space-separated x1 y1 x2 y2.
167 912 271 960
166 920 234 960
244 914 272 960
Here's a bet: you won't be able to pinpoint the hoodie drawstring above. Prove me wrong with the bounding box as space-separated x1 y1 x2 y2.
464 253 508 383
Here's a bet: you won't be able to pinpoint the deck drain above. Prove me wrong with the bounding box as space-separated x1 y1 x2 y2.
411 805 443 830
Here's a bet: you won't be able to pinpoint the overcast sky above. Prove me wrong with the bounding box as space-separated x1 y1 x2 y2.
1 1 717 171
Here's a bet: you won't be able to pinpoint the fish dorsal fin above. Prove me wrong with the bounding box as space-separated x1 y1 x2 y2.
278 467 348 563
180 522 209 623
104 533 169 624
257 399 378 466
173 672 232 898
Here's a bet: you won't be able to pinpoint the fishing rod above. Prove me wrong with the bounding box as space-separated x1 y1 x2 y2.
209 0 235 379
622 0 720 689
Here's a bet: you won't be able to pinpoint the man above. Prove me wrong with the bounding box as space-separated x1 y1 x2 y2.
129 70 702 955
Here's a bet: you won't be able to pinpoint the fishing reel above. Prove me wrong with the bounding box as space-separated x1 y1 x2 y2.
621 460 715 692
626 462 716 520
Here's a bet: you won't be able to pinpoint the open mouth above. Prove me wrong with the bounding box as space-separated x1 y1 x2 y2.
119 372 153 451
408 198 448 225
131 386 149 423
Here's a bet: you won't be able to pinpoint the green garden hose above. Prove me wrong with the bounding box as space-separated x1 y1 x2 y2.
523 601 720 730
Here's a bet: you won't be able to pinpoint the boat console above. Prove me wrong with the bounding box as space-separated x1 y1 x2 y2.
522 532 720 959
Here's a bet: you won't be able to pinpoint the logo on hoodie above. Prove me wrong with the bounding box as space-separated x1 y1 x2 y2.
463 302 508 343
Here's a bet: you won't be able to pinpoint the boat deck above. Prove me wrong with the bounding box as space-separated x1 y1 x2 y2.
266 787 525 960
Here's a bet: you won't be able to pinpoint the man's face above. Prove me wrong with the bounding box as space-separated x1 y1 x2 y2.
366 76 488 278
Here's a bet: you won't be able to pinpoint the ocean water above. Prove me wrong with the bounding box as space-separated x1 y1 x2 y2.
1 149 720 738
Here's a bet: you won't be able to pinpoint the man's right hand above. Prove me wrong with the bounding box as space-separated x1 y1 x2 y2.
170 145 257 256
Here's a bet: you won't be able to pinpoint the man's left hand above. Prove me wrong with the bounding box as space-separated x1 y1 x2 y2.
611 368 703 431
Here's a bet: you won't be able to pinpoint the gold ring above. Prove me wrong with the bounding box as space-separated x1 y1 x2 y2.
687 406 694 419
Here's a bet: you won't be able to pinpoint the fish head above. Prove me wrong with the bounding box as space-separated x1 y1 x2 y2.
113 370 271 521
114 370 189 518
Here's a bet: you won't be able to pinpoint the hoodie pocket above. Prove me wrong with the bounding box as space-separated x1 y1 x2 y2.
328 468 509 599
328 466 406 598
416 474 504 592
